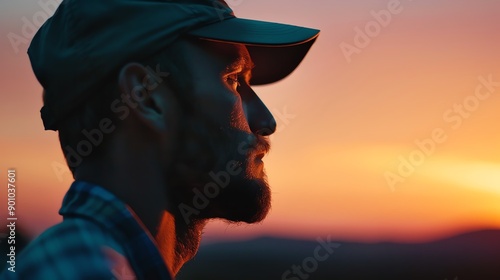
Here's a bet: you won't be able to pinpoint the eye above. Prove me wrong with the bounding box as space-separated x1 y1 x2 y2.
226 73 241 91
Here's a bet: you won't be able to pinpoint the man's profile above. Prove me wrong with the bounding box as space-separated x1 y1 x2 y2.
2 0 319 279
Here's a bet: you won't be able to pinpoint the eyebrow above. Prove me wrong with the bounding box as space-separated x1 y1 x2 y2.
224 56 255 82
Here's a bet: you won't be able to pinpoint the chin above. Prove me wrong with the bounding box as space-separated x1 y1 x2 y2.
209 174 271 223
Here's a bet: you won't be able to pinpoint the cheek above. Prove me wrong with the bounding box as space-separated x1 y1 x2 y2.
197 85 250 132
159 93 182 161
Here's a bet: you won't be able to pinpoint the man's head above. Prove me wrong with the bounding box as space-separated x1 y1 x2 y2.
29 0 319 225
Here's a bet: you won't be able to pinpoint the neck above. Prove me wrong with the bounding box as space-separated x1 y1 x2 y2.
75 154 205 276
154 212 207 274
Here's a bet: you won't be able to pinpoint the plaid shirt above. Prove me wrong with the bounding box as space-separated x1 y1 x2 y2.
1 181 172 280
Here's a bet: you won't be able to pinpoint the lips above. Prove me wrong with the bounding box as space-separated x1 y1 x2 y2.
246 134 270 163
255 152 266 161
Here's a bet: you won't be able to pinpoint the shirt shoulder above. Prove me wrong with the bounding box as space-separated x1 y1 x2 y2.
1 217 135 280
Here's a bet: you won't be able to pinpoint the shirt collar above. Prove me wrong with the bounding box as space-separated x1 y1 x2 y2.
59 180 172 280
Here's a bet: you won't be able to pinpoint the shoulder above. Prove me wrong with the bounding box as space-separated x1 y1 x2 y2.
1 218 133 280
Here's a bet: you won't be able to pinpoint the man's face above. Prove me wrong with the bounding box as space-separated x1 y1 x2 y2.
168 38 277 224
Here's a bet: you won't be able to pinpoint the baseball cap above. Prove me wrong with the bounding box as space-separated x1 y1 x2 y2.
28 0 320 131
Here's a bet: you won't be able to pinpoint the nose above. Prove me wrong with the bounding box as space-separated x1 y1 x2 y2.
242 87 277 136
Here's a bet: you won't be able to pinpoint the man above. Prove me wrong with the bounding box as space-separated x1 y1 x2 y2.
2 0 319 279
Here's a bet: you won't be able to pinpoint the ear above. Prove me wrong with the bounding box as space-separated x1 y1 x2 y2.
118 62 171 133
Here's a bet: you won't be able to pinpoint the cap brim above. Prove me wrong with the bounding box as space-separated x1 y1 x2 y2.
188 18 320 85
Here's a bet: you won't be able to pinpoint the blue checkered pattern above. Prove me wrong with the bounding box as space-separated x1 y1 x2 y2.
0 181 172 280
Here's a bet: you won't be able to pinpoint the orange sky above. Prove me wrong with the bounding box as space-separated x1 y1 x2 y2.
1 0 500 243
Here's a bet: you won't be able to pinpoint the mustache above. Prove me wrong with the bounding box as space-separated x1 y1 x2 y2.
245 134 271 156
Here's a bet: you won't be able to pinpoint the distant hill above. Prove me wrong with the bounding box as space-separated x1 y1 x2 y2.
177 230 500 280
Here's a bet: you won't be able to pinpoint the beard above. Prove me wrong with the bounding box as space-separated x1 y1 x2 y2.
200 134 272 223
167 97 272 225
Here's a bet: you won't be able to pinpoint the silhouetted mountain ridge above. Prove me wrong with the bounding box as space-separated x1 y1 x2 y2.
178 229 500 280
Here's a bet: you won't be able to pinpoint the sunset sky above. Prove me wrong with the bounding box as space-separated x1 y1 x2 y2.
1 0 500 244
